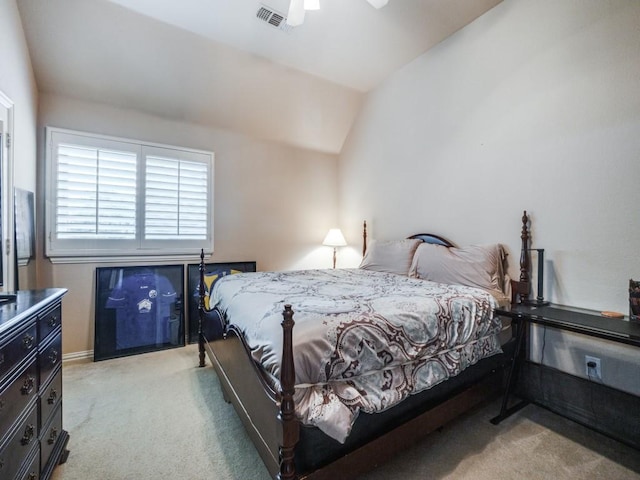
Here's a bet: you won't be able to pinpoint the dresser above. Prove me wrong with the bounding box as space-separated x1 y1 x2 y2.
0 289 68 480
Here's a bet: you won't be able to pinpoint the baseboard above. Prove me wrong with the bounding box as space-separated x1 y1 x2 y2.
517 361 640 450
63 349 93 364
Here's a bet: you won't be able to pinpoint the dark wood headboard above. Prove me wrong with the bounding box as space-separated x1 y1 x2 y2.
408 233 456 248
362 222 456 255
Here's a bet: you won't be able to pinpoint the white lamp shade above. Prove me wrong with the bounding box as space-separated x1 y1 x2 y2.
323 229 347 247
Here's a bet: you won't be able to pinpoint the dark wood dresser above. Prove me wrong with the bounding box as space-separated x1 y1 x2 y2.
0 289 68 480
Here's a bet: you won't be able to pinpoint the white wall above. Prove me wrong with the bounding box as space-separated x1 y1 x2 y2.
0 0 39 290
38 93 339 355
0 0 38 191
339 0 640 394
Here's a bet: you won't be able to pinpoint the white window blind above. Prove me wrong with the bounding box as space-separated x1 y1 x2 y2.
56 144 137 239
46 128 213 259
144 155 209 240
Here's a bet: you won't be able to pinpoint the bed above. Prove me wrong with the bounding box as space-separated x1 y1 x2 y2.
197 212 533 479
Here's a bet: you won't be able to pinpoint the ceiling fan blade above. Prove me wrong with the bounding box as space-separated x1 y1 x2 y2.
366 0 389 8
304 0 320 10
287 0 306 26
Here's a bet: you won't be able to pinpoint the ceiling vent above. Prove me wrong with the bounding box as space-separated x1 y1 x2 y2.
256 4 294 33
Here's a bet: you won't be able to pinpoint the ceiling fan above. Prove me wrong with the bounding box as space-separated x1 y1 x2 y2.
286 0 389 27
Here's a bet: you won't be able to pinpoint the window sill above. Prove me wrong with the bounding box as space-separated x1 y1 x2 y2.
47 253 211 265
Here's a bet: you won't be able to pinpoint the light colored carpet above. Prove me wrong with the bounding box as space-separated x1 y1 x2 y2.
51 345 640 480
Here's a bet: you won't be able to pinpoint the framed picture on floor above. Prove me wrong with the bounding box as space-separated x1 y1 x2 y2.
186 261 256 343
94 264 185 361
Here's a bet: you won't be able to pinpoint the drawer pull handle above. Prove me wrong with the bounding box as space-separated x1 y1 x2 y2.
28 473 37 480
49 349 59 365
48 426 58 445
21 424 35 445
48 315 59 327
47 388 58 404
21 375 36 395
22 333 35 350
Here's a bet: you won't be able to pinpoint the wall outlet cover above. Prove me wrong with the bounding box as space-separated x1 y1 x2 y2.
585 355 602 380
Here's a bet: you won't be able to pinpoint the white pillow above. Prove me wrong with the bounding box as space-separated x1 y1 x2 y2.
359 239 422 276
409 243 507 294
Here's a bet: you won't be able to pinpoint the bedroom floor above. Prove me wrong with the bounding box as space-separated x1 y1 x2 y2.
52 345 640 480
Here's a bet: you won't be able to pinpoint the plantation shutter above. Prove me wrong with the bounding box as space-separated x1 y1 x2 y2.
56 143 137 239
46 128 213 258
144 152 209 240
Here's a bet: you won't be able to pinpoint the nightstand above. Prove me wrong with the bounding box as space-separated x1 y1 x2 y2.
490 303 640 446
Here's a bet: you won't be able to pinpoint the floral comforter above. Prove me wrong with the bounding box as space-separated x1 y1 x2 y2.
210 268 502 443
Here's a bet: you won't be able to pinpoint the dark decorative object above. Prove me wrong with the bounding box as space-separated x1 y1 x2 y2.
525 248 549 306
630 279 640 323
186 260 256 343
94 265 184 361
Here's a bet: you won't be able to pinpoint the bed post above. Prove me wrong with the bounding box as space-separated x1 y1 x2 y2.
278 305 299 480
198 249 206 368
517 211 531 304
363 220 367 257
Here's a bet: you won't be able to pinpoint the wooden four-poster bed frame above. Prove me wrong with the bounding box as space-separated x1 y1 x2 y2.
197 211 533 479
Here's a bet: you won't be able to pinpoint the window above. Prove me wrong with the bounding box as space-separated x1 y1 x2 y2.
46 128 213 259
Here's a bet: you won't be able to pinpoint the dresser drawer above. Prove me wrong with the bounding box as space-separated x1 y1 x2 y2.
0 357 38 440
39 367 62 430
38 305 61 346
38 333 62 390
0 403 38 480
0 321 37 381
40 403 62 474
18 446 40 480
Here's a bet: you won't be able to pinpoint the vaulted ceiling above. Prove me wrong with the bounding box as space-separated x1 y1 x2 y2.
17 0 502 152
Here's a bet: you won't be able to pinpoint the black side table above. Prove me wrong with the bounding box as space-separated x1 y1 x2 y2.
490 303 640 425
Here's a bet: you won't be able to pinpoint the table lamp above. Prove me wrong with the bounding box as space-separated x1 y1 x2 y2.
323 228 347 268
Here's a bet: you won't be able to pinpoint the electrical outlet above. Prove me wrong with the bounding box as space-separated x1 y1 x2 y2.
585 355 601 381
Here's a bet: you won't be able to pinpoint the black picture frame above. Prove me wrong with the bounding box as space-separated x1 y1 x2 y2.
94 264 185 361
186 261 256 343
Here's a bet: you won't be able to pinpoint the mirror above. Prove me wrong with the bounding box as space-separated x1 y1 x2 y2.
14 187 35 290
0 132 3 287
